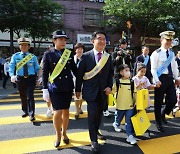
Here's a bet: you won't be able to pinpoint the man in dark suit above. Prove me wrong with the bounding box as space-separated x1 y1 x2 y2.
133 46 151 81
75 31 114 152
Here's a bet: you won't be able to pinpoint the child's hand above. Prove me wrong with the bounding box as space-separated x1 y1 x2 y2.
104 87 111 95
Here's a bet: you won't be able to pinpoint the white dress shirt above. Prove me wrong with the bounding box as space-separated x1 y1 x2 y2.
150 47 178 83
93 48 103 64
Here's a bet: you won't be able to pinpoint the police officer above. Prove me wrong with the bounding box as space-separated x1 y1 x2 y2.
9 38 40 121
42 30 77 148
151 31 179 132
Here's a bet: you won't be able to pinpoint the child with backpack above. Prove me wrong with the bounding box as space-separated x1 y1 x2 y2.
111 64 137 145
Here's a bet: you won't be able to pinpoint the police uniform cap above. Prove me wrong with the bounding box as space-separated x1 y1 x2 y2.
52 30 69 39
159 31 175 40
18 37 31 45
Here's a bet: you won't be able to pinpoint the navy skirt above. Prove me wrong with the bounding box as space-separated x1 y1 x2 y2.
49 91 73 110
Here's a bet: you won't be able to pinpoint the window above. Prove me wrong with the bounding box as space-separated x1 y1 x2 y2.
84 8 104 27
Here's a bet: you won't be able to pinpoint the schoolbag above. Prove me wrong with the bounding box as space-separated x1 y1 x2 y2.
115 78 134 99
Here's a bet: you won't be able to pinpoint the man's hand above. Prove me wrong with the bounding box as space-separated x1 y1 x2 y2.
11 76 17 83
76 92 81 99
104 87 111 95
155 81 162 88
175 78 180 86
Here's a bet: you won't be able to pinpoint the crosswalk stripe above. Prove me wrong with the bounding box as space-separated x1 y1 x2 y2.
0 102 80 110
138 134 180 154
0 131 105 154
1 110 178 126
0 112 88 125
0 102 115 110
8 93 42 96
0 97 44 102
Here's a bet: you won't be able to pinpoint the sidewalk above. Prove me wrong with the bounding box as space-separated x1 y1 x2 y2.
0 79 18 99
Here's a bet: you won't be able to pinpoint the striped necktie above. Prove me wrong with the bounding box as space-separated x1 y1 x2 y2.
23 53 28 76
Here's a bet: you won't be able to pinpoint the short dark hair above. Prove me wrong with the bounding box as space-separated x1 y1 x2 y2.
74 43 85 51
91 31 106 40
117 64 129 72
142 45 149 50
119 39 127 45
137 63 146 71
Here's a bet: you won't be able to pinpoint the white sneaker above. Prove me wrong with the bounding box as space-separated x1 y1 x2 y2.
103 110 110 117
46 109 53 118
112 123 122 132
126 135 137 145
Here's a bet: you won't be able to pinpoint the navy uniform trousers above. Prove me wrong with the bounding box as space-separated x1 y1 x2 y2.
17 75 36 117
154 74 177 125
87 90 105 142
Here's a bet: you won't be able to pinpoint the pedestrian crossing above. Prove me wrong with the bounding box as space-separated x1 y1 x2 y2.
0 88 180 153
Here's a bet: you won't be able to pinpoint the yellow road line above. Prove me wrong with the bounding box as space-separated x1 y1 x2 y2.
8 93 42 97
0 97 44 103
0 102 78 110
138 134 180 154
0 112 88 125
1 110 176 126
0 131 105 154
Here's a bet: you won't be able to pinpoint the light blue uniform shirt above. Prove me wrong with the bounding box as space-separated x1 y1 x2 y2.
9 51 40 77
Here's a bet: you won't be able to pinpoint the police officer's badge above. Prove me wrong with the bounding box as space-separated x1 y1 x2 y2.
62 31 65 35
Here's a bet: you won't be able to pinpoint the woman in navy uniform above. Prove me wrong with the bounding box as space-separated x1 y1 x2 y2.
42 30 77 148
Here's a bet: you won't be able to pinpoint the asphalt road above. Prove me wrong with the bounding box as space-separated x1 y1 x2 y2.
0 80 180 154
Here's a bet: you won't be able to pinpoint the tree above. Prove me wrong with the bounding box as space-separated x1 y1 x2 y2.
0 0 62 54
23 0 63 53
103 0 180 47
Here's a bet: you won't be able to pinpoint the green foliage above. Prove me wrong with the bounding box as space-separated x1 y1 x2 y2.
0 0 63 51
104 0 180 39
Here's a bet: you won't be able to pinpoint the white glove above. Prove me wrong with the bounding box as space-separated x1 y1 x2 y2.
38 77 42 84
42 89 50 102
11 76 17 83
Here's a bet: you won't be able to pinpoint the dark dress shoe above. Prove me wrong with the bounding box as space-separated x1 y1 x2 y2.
161 112 168 124
54 141 60 148
97 132 106 140
79 110 83 114
156 124 165 132
22 113 28 118
91 142 99 153
75 114 79 120
29 116 35 121
63 138 69 144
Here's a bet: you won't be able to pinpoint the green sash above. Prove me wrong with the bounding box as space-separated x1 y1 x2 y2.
16 53 33 72
83 52 110 80
49 49 71 83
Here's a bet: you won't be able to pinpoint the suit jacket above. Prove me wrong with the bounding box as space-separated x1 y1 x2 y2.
75 50 114 102
42 48 77 92
133 54 151 80
175 57 180 72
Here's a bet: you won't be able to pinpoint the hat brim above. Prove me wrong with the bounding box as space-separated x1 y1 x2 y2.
19 42 30 45
53 35 69 39
162 36 173 40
